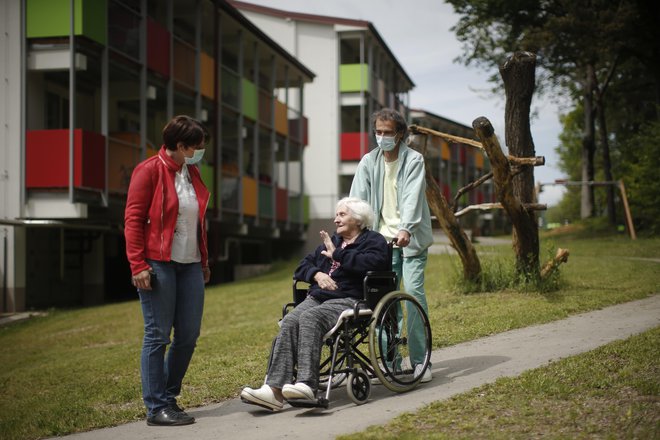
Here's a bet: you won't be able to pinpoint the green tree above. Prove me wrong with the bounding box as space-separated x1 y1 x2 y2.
446 0 636 219
618 119 660 235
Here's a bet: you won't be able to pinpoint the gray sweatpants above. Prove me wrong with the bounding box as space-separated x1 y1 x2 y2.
266 296 356 391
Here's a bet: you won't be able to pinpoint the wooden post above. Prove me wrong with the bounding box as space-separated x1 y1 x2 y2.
618 179 636 240
472 116 540 278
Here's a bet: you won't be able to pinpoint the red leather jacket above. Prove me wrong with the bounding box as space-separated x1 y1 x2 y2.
124 146 210 276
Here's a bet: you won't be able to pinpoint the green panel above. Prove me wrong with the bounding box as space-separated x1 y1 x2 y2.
27 0 106 45
340 64 370 93
81 0 107 46
288 195 299 222
291 195 310 224
258 183 273 218
199 163 214 209
242 78 258 121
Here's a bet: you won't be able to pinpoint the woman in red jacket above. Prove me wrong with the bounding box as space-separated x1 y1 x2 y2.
124 115 211 426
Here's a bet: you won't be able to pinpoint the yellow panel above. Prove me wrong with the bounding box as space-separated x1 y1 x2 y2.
441 140 451 161
242 176 257 216
200 52 215 99
274 100 288 136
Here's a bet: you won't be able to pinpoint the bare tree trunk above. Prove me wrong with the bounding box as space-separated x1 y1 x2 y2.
596 96 616 224
407 133 481 281
424 167 482 282
499 52 539 277
581 64 596 219
472 117 540 278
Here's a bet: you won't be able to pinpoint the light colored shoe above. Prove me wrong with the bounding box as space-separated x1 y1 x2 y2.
414 364 432 383
240 384 283 411
282 382 315 400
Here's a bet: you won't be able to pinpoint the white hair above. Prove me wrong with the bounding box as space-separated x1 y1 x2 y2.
336 197 375 230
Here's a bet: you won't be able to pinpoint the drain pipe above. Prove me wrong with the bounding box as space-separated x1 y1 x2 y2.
3 229 7 313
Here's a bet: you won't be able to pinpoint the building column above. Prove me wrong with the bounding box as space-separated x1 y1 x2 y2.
0 0 27 312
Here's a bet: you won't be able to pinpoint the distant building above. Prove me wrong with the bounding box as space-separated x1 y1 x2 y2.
0 0 314 312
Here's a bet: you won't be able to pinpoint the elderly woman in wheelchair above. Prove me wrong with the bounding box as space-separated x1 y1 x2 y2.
241 197 432 411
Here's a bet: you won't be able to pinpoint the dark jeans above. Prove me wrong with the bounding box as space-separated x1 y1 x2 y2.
138 259 204 417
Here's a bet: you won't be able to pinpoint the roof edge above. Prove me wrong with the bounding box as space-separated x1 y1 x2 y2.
229 1 414 88
219 0 315 80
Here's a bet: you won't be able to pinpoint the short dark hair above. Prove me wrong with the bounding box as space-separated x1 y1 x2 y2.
162 115 209 150
371 108 408 137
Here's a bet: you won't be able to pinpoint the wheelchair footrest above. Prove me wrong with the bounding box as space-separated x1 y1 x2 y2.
286 397 329 409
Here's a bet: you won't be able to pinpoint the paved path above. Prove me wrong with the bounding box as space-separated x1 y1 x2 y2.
57 295 660 440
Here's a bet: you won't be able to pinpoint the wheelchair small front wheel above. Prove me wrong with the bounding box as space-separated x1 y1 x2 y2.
347 369 370 405
368 290 432 393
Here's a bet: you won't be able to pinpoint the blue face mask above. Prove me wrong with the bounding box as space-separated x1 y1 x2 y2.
376 134 397 152
184 148 205 165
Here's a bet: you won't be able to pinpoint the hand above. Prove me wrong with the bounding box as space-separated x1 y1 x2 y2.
202 266 211 284
132 269 153 290
314 272 337 291
320 230 335 259
394 230 411 248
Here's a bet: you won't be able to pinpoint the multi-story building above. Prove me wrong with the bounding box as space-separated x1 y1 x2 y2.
0 0 314 312
230 1 415 250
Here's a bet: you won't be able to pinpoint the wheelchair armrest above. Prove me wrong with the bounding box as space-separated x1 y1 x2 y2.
352 299 369 318
282 302 296 318
365 270 397 279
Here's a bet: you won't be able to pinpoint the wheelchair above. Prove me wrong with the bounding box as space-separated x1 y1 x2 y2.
276 261 432 409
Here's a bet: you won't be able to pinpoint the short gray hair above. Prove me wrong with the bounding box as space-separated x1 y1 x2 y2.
336 197 375 230
371 108 408 138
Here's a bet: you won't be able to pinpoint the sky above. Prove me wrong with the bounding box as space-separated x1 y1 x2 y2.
242 0 568 206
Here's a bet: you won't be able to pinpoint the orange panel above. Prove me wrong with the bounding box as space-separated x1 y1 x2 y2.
200 52 215 99
441 140 451 161
475 149 484 169
108 132 140 193
242 176 257 216
274 100 288 136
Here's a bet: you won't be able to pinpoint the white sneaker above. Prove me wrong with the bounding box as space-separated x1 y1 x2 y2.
240 384 283 411
414 364 432 383
282 382 315 400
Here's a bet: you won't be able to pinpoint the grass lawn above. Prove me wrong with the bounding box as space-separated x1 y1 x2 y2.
338 326 660 439
0 233 658 439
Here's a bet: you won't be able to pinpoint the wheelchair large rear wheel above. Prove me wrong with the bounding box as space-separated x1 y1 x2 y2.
368 290 432 393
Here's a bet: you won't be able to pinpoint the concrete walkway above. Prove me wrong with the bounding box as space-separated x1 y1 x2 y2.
55 294 660 440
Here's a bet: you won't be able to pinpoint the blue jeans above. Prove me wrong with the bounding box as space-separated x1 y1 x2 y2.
138 259 205 417
391 248 429 366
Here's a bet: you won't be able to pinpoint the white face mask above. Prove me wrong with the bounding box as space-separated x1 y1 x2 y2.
184 148 205 165
376 134 397 152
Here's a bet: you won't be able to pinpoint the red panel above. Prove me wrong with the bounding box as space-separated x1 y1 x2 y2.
276 187 288 221
81 131 106 190
27 130 69 187
443 184 451 200
147 17 170 79
288 116 309 146
477 191 484 204
27 129 105 190
460 147 466 164
341 132 369 161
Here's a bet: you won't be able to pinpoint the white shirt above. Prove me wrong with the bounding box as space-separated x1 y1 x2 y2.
378 158 400 240
171 164 201 263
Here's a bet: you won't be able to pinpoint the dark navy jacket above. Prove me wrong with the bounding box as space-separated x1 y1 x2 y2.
294 229 389 302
